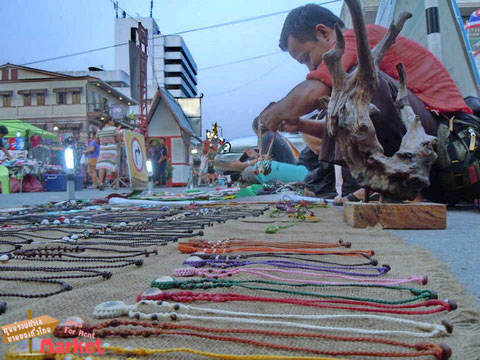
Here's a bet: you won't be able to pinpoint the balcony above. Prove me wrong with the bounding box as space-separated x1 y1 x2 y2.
0 104 87 120
87 103 110 119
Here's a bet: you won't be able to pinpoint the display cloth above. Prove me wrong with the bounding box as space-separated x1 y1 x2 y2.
1 206 479 359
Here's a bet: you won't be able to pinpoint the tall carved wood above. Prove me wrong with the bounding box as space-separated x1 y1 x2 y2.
323 0 437 200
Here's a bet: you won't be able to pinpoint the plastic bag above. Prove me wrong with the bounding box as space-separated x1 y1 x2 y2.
80 154 87 165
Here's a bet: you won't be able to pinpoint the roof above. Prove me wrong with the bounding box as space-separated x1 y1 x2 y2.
147 88 200 140
0 119 58 140
0 63 71 78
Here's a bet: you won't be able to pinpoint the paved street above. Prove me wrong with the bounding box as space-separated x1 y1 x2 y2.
1 189 479 304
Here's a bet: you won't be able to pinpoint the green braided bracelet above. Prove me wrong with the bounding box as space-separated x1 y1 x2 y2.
150 277 437 305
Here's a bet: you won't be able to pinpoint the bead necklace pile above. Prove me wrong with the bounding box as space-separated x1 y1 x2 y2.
53 318 452 359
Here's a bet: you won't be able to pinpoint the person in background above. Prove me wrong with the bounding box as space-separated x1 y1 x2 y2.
83 131 100 188
198 149 209 186
148 140 162 186
0 126 12 160
158 137 169 186
96 117 120 190
206 145 217 186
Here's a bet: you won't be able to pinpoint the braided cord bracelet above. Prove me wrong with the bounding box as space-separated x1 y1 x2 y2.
151 277 437 305
173 266 427 286
183 257 389 277
179 243 373 256
195 252 379 267
91 299 451 337
138 289 457 315
53 319 452 359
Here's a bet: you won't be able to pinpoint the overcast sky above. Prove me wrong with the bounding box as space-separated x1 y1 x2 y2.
0 0 343 139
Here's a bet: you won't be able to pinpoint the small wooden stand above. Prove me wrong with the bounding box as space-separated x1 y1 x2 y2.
343 202 447 229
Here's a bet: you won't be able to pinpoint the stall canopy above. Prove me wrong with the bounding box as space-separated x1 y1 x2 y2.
0 119 57 140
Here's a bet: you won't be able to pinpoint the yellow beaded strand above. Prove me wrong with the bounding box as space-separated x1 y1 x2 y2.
7 345 343 360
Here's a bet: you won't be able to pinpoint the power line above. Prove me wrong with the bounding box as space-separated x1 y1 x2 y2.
209 56 289 97
19 0 342 67
199 51 283 71
159 0 341 36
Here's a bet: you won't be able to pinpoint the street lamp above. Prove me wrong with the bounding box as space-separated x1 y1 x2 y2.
146 159 153 194
64 147 75 200
16 131 21 137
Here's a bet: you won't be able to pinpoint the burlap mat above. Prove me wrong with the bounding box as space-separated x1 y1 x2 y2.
1 205 479 359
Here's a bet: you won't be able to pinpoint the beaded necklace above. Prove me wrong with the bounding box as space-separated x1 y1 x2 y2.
183 256 390 277
0 276 71 298
173 266 427 286
181 238 351 250
137 289 457 315
150 277 437 305
52 318 452 359
194 251 379 267
92 299 451 338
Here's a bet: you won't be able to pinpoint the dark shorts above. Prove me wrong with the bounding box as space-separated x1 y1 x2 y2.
320 71 438 164
207 166 215 174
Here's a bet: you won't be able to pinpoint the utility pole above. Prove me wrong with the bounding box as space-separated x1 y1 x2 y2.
150 0 153 18
425 0 442 61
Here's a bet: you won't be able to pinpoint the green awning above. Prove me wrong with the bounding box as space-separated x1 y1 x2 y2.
0 119 57 140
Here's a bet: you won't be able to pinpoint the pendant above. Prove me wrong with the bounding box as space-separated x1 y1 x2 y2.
93 300 130 318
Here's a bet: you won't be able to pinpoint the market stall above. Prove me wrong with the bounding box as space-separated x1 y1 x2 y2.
0 120 66 193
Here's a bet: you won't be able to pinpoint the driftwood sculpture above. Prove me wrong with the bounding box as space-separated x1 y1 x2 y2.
323 0 437 201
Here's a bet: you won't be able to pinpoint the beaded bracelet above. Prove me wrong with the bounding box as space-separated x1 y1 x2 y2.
53 318 453 359
194 251 379 267
183 256 389 277
150 276 437 305
173 265 427 286
92 299 452 338
137 288 457 315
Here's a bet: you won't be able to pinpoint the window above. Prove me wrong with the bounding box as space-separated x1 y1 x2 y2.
11 69 18 80
57 92 66 104
1 69 8 81
72 92 80 104
37 93 45 106
2 96 10 107
23 94 31 106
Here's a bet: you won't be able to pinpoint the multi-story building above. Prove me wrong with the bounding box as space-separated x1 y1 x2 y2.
0 63 137 135
114 16 198 101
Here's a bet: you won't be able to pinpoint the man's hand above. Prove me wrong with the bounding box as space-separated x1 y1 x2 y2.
259 102 300 133
259 102 282 132
279 118 301 133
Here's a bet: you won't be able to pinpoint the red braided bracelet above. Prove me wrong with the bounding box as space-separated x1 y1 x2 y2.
137 290 457 315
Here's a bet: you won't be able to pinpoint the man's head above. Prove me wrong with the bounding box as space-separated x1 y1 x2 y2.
252 116 270 137
159 137 166 145
0 125 8 139
279 4 345 71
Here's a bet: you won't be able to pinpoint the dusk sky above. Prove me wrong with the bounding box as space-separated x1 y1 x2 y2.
0 0 343 139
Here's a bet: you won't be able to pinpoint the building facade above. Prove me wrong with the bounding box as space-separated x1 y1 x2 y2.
147 88 200 186
0 64 137 135
114 16 198 101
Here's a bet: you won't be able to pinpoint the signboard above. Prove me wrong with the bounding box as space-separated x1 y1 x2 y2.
123 130 148 189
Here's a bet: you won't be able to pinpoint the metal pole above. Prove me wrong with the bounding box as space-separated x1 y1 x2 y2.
425 0 442 60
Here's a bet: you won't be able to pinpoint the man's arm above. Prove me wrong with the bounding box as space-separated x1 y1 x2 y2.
259 79 330 138
1 147 11 159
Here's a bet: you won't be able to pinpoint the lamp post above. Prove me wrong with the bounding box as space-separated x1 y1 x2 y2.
146 159 154 194
64 147 75 200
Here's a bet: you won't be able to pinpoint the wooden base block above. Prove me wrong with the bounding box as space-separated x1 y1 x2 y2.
343 202 447 229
